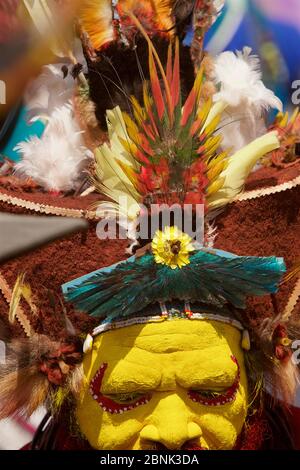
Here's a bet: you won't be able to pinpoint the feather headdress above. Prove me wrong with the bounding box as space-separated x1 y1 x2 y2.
64 23 286 349
93 36 280 234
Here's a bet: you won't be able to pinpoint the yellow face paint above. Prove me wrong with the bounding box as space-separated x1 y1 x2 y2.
76 319 248 450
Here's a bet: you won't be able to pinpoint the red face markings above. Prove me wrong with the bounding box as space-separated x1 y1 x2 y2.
90 356 240 413
188 355 240 407
89 363 152 414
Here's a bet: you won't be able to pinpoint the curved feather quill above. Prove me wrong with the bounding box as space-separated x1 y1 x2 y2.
207 131 280 209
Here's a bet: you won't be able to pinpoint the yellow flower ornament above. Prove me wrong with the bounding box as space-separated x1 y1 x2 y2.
151 226 195 269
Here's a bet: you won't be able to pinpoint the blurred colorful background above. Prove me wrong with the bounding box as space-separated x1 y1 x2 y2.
203 0 300 109
2 0 300 161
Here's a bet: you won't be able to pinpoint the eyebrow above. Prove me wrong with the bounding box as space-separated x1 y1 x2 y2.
100 361 161 394
97 356 239 393
176 357 239 390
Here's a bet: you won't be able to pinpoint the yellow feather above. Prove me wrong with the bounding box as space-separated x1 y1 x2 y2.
278 111 289 128
206 177 225 197
201 100 227 133
203 135 222 155
203 114 221 137
9 274 26 324
93 107 142 220
207 151 229 170
118 137 138 157
116 159 139 189
290 107 299 125
94 145 140 201
123 113 141 144
131 96 146 124
207 131 280 209
143 83 153 113
198 97 212 125
193 66 204 101
8 274 37 323
21 283 38 317
206 159 229 182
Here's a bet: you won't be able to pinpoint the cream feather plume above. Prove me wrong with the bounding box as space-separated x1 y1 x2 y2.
93 106 142 222
14 105 93 193
207 131 280 209
213 47 283 152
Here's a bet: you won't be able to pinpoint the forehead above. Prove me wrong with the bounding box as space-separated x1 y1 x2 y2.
93 319 242 354
84 320 244 391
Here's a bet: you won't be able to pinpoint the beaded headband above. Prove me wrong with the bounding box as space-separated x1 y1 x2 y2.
83 301 251 354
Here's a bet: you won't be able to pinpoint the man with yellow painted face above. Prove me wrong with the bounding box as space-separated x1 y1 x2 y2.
60 222 295 451
57 33 298 446
77 319 248 450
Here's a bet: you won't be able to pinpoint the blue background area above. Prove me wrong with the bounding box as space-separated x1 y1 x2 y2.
0 106 45 162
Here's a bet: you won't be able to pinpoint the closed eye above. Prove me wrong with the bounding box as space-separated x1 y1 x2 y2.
188 355 240 406
103 391 148 405
90 363 152 414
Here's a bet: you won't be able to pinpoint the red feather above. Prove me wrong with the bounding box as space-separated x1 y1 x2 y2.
149 50 165 120
141 122 156 141
139 134 155 157
171 38 180 110
147 108 160 137
181 89 197 126
136 149 151 165
181 68 203 126
190 118 202 137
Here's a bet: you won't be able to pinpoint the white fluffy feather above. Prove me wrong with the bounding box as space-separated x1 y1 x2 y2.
213 47 283 152
25 63 75 123
14 105 92 193
25 39 87 123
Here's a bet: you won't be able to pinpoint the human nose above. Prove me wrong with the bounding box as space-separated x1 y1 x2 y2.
140 393 202 450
